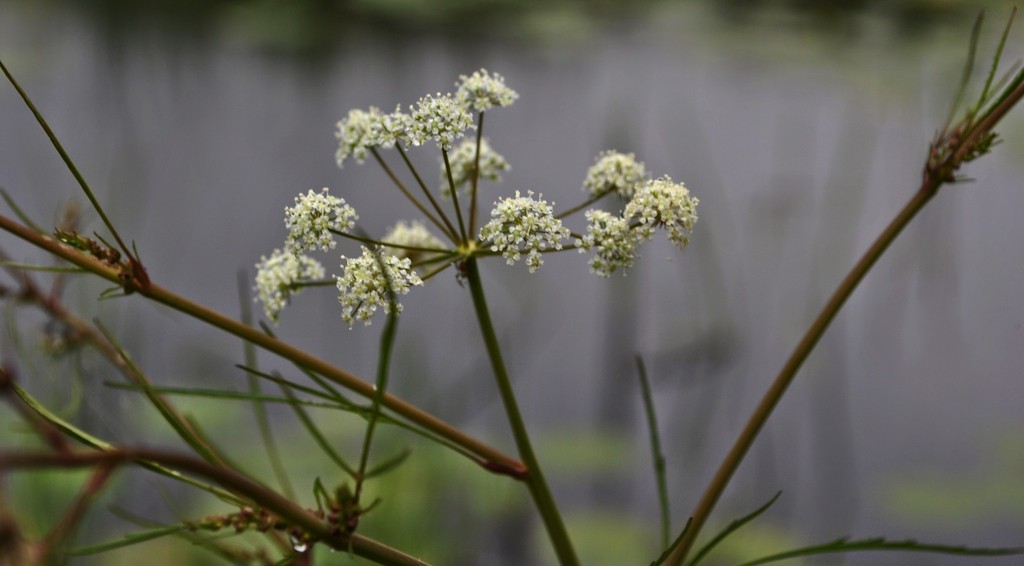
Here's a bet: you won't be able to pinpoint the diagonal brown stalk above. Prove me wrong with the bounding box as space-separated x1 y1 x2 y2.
664 38 1024 566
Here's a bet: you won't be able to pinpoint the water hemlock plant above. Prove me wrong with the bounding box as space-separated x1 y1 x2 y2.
0 11 1023 565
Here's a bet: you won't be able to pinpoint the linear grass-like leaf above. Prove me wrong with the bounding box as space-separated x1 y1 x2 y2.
0 261 87 273
11 383 244 506
66 524 187 556
737 537 1024 565
104 381 350 410
688 491 782 566
0 188 46 234
279 380 358 479
94 320 226 468
636 355 670 550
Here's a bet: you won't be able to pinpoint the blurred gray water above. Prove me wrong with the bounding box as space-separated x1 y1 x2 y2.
2 3 1023 565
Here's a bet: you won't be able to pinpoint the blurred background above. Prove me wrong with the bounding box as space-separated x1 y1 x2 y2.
1 0 1023 564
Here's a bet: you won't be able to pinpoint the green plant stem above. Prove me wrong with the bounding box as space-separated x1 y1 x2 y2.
442 149 469 242
0 213 526 479
666 183 938 566
0 58 132 260
635 356 670 550
370 147 457 243
554 188 613 220
0 448 431 566
394 144 461 242
469 111 485 234
464 258 578 566
355 288 400 500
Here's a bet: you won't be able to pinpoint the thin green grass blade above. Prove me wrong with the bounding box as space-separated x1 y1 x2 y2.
0 188 46 234
235 364 342 403
355 250 401 497
981 7 1017 101
104 381 350 409
364 447 411 479
279 381 358 479
651 517 692 566
636 355 671 549
66 524 187 556
688 491 783 566
10 383 244 505
737 537 1024 566
0 58 133 259
94 320 225 468
0 261 86 273
943 11 985 133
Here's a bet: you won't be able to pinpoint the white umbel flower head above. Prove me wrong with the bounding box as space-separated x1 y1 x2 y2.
479 190 570 273
409 93 474 150
284 188 358 254
624 176 699 250
382 220 447 265
254 249 325 323
576 209 639 277
368 105 412 149
583 150 648 199
336 246 423 327
335 107 383 167
455 69 518 111
441 137 509 197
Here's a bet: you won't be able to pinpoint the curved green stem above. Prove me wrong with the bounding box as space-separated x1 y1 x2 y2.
464 258 578 566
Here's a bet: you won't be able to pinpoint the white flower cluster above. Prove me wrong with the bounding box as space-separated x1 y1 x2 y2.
409 93 475 151
333 69 514 165
254 249 325 323
479 191 570 273
382 220 446 266
455 69 518 112
441 138 509 197
583 150 648 199
575 209 638 277
336 246 424 327
284 188 358 253
335 108 381 167
335 106 413 167
624 176 699 250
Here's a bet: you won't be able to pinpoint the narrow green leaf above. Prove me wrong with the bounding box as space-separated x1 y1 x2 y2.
980 7 1017 102
279 381 358 479
943 11 985 133
636 355 671 550
103 381 348 409
0 261 86 273
94 320 225 468
66 525 187 555
688 491 783 566
364 447 412 479
11 383 244 505
651 517 692 566
738 537 1024 566
0 188 46 234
